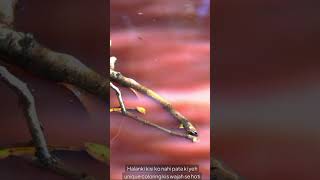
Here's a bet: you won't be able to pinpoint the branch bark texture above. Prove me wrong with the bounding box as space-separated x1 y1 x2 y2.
0 27 109 99
0 0 109 100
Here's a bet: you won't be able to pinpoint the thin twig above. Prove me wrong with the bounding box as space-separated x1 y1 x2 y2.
112 111 197 142
110 82 127 113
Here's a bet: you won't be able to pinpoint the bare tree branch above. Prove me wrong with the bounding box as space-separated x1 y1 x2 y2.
111 36 197 142
110 69 198 136
0 26 109 99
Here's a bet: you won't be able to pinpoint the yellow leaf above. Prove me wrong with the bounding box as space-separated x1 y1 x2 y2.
9 147 35 156
0 149 10 159
110 107 147 114
84 143 109 163
110 107 121 112
0 147 36 159
136 106 146 114
0 145 84 160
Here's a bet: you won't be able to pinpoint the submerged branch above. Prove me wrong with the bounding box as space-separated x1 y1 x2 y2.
0 65 95 179
0 65 51 161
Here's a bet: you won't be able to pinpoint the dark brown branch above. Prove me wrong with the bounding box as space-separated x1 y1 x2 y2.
110 69 198 136
0 0 108 100
0 27 109 99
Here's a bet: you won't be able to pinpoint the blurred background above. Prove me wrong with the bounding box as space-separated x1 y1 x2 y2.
0 0 107 179
110 0 210 179
214 0 320 179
